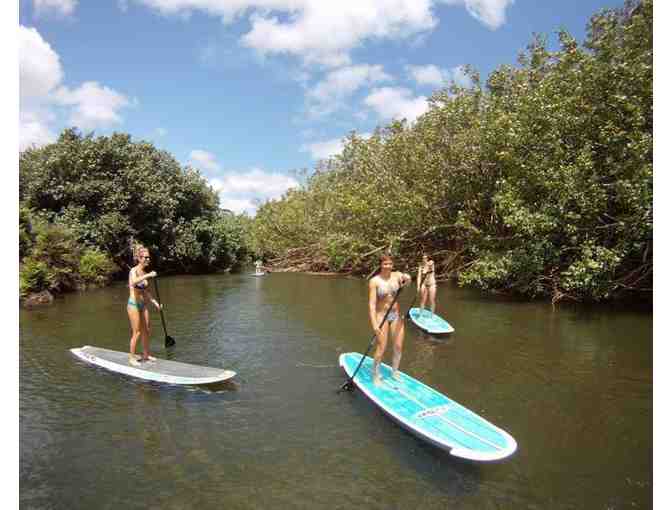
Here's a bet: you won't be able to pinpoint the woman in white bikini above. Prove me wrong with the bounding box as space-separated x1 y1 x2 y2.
127 244 162 365
417 253 437 317
368 255 412 385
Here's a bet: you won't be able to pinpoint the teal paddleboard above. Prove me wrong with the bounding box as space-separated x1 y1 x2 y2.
339 352 517 461
408 307 454 334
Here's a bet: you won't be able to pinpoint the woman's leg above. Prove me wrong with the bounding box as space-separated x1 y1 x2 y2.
139 307 152 360
373 319 389 385
428 285 437 314
419 286 428 311
127 305 142 365
389 317 405 378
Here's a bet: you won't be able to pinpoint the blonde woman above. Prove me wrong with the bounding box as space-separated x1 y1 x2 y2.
417 253 437 317
127 244 162 365
368 255 412 385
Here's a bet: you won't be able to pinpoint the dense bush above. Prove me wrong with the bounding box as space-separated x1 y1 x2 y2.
20 129 251 275
20 129 253 299
79 248 119 287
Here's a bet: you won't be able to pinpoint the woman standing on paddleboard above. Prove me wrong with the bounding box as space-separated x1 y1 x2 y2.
369 255 412 385
417 253 437 317
127 244 162 366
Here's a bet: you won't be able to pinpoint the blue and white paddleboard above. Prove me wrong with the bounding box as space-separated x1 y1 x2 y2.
408 307 454 334
339 352 517 461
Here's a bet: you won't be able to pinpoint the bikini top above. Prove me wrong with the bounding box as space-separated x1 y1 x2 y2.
129 269 148 290
375 276 399 298
421 261 434 274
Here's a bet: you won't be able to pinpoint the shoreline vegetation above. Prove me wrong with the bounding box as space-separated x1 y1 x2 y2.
253 0 652 304
19 0 651 308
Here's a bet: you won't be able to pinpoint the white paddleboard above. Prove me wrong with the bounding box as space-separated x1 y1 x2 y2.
71 346 236 385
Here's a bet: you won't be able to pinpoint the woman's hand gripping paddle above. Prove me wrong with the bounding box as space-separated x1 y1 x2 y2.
153 278 176 348
338 283 405 393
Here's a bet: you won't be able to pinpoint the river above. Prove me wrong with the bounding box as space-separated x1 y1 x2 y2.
20 272 652 509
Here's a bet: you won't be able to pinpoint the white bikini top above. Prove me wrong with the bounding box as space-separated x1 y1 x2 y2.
375 276 399 298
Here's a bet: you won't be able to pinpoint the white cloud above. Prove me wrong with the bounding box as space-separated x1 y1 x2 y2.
364 87 429 123
132 1 513 66
189 149 221 172
300 138 344 160
189 149 299 214
133 0 438 67
53 82 130 130
218 197 257 215
19 25 131 151
20 111 56 152
406 64 471 88
307 64 391 116
300 132 371 160
33 0 78 16
239 2 437 68
19 26 63 103
19 25 63 150
406 64 446 87
439 0 514 30
208 168 300 215
211 169 298 195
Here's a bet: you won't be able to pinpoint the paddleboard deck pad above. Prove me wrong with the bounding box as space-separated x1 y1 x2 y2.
339 352 516 461
71 346 236 385
408 307 454 334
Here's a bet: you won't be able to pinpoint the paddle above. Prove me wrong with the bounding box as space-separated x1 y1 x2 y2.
153 278 176 348
339 283 405 393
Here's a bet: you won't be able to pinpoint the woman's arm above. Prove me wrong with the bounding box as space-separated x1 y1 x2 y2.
368 279 380 333
396 271 411 287
129 269 157 286
143 289 162 310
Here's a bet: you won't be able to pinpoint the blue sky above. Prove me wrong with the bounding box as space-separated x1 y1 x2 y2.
19 0 627 214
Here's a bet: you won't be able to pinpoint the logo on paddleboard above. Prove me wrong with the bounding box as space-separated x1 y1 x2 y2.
415 404 452 419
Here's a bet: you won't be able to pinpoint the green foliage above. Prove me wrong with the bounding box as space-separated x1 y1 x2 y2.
20 129 251 295
79 249 119 287
19 204 34 260
250 0 652 302
19 259 50 298
24 220 82 293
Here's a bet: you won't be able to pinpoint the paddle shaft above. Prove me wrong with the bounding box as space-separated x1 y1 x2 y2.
340 277 406 392
153 278 175 347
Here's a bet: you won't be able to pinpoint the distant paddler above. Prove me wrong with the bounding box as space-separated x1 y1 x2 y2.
417 253 437 317
368 255 412 386
127 244 162 365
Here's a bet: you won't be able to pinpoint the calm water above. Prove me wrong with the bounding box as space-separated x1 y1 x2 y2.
20 273 652 509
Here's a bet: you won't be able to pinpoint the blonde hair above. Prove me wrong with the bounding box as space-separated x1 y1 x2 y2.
133 243 149 264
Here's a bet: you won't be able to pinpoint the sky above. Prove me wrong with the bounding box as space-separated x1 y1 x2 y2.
18 0 630 215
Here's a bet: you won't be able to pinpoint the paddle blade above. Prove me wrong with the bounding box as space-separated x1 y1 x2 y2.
338 380 355 393
165 335 176 348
